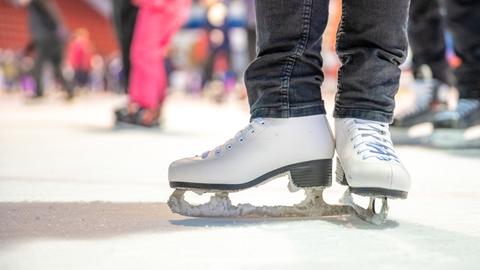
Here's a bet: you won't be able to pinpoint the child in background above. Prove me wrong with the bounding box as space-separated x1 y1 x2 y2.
115 0 191 127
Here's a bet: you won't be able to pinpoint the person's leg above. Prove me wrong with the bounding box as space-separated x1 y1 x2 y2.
129 2 188 111
32 41 48 97
50 39 74 98
128 7 165 111
334 0 411 201
112 0 138 92
334 0 410 123
433 0 480 129
391 0 451 129
409 0 451 85
244 0 330 119
445 0 480 100
122 0 190 127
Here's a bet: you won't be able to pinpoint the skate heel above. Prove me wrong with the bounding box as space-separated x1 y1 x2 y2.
289 159 332 188
335 157 348 186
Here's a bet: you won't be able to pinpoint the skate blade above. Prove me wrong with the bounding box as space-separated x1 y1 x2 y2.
167 188 355 219
340 190 389 225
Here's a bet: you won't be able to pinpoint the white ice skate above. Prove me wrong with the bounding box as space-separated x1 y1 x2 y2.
168 115 354 219
335 118 411 224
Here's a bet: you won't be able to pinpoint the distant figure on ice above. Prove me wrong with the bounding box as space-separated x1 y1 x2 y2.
67 28 93 90
19 0 74 100
115 0 191 127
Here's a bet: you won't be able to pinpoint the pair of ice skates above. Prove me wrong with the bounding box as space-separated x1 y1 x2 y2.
168 115 411 225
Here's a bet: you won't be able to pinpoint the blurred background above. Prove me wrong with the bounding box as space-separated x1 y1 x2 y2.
0 1 479 269
0 0 345 101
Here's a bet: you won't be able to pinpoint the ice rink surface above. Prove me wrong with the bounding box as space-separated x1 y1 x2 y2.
1 93 480 270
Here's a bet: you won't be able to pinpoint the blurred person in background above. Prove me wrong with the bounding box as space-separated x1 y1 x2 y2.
90 54 106 92
111 0 138 93
0 50 20 92
392 0 453 129
67 28 93 90
431 1 480 132
115 0 191 127
19 0 74 100
393 0 480 135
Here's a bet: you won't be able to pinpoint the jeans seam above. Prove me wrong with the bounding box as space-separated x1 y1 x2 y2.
281 0 313 117
335 0 347 95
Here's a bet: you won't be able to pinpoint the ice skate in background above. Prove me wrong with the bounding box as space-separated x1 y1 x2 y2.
167 115 407 224
429 99 480 148
390 79 449 145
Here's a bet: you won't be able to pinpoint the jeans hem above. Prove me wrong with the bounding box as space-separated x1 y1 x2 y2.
333 108 393 123
251 104 326 119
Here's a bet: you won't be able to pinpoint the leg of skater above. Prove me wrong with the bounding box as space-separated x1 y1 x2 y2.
111 0 138 93
32 40 48 98
50 38 74 100
333 0 411 217
168 0 356 218
392 0 452 128
434 0 480 130
116 0 190 127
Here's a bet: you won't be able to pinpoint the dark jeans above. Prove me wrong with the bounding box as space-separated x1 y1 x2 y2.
446 0 480 99
409 0 452 85
33 37 73 97
112 0 138 93
245 0 410 123
409 0 480 99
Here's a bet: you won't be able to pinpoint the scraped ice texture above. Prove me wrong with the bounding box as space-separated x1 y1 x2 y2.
169 175 388 223
168 181 355 218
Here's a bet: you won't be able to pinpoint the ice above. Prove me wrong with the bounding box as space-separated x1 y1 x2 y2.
1 94 480 270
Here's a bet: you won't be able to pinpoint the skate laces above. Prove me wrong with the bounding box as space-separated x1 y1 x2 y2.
199 118 265 159
345 119 399 162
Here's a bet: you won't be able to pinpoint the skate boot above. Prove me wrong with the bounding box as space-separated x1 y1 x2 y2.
431 98 480 148
168 115 354 218
391 79 449 144
335 118 411 224
115 103 160 128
